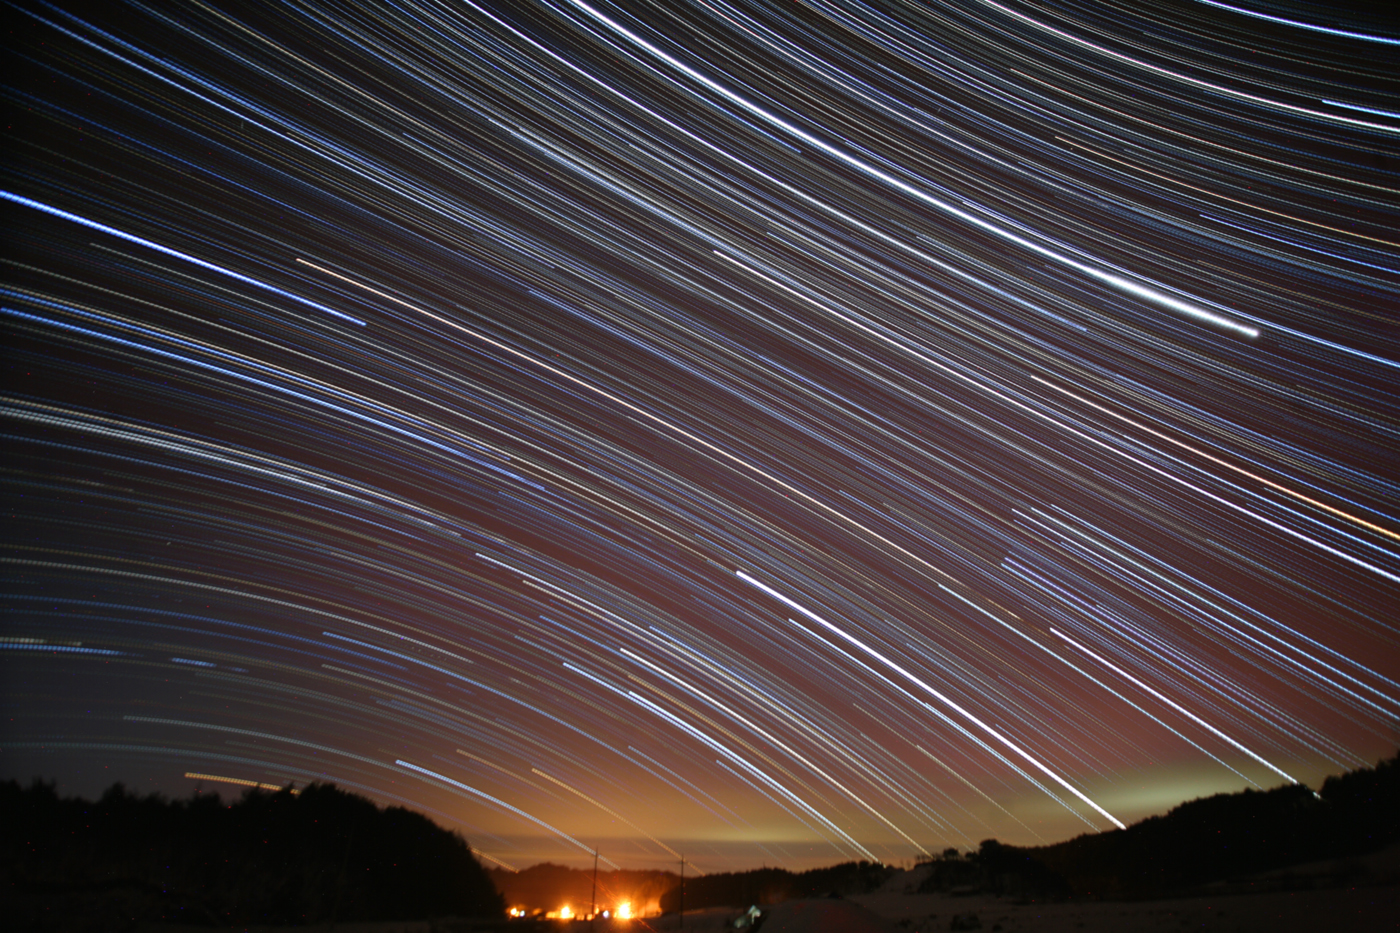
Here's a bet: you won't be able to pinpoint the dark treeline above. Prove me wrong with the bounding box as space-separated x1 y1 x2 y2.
920 750 1400 900
657 860 895 912
488 862 677 914
1 779 504 930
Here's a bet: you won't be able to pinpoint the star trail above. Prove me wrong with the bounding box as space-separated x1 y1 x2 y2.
2 0 1398 872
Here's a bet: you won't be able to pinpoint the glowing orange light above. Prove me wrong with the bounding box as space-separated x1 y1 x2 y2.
559 905 573 919
616 901 633 919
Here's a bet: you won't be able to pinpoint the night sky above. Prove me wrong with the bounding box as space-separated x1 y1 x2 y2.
3 0 1398 874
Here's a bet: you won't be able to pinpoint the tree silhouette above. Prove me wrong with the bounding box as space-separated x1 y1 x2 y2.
1 779 504 929
921 750 1400 900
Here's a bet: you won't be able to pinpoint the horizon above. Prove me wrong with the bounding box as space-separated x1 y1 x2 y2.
15 750 1392 875
3 0 1398 884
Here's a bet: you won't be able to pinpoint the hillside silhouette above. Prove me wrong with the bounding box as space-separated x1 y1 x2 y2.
488 859 896 916
657 860 896 912
0 780 503 930
918 750 1400 900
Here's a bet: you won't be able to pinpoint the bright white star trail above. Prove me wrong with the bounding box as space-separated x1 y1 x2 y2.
2 0 1397 871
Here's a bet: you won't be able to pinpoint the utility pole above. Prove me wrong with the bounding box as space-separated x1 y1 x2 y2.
590 847 598 928
679 855 684 929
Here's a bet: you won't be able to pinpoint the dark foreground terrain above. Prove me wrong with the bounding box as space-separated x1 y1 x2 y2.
5 753 1396 930
854 841 1400 933
0 781 503 930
